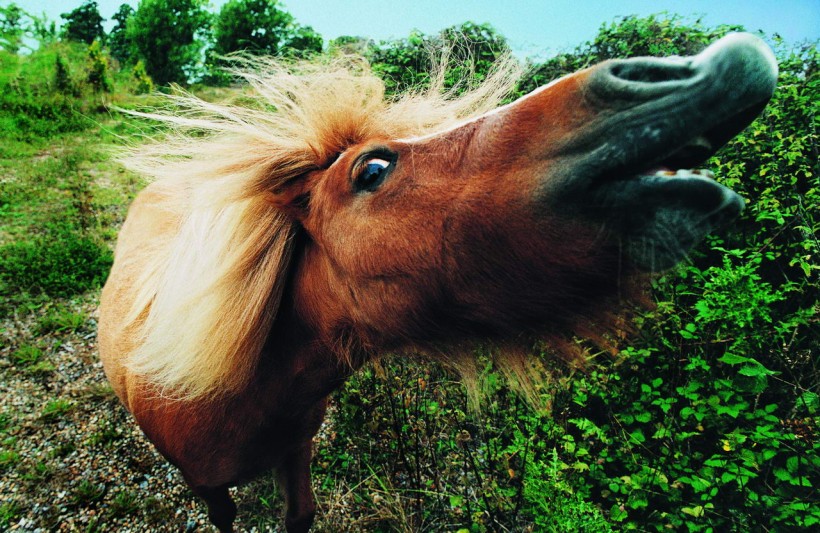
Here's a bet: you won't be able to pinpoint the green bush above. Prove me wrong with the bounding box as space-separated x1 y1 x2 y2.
86 39 111 92
513 17 818 532
0 44 93 140
0 228 112 298
131 60 153 94
316 14 818 532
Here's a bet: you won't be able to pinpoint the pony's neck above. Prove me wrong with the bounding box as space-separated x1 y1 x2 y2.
270 241 374 386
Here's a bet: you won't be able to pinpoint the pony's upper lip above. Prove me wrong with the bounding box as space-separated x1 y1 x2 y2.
571 33 778 187
613 93 771 187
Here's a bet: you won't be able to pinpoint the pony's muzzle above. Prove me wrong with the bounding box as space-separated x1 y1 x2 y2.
542 33 778 271
589 32 779 108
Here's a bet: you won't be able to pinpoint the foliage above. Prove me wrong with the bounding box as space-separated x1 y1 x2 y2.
0 228 112 299
86 40 112 92
370 21 510 94
517 14 744 96
0 501 20 528
328 35 374 56
0 42 92 140
60 0 105 46
214 0 309 56
131 59 154 94
54 53 74 94
285 24 323 58
40 399 74 422
127 0 211 85
107 3 135 64
0 39 142 316
0 7 816 531
206 0 322 85
0 2 25 53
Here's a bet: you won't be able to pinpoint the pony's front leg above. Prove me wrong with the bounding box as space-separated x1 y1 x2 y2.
277 441 316 533
191 484 237 533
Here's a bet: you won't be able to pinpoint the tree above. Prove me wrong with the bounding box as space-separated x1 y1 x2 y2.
285 24 322 57
60 0 105 45
0 2 25 53
213 0 322 57
127 0 211 85
370 22 510 94
328 35 374 56
108 3 135 64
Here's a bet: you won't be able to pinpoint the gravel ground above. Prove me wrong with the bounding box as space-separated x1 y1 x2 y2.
0 296 213 531
0 295 366 532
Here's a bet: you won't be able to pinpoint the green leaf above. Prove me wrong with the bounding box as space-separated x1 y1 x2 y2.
682 505 705 517
610 504 628 522
718 353 752 365
773 468 792 482
738 362 776 377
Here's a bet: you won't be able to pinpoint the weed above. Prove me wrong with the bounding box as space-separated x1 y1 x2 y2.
108 490 140 519
50 440 76 458
37 305 87 334
0 501 20 528
0 449 20 471
88 420 123 447
142 496 172 524
524 448 613 532
54 53 74 94
0 231 112 300
132 60 153 94
22 460 53 482
11 343 41 365
77 382 118 403
40 399 74 422
26 359 56 375
10 344 55 374
0 411 11 432
71 480 106 507
86 41 112 93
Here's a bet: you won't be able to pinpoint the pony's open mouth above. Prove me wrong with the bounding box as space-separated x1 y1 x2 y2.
628 97 770 186
586 99 775 271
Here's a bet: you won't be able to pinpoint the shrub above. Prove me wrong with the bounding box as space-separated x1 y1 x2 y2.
54 53 73 94
0 228 112 298
131 60 153 94
86 39 111 92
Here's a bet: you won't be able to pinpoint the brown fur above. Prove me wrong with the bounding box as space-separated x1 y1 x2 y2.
99 35 776 531
100 58 634 532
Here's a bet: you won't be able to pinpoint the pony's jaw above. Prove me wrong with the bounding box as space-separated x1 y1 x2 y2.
533 33 777 270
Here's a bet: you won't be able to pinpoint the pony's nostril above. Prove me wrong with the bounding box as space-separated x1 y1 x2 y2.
609 61 694 84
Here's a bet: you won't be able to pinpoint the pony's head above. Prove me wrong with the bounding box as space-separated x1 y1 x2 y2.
121 33 777 399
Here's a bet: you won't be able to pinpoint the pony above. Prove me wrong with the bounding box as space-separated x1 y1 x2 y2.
98 33 778 532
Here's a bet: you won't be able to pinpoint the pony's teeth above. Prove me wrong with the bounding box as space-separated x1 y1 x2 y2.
653 168 715 179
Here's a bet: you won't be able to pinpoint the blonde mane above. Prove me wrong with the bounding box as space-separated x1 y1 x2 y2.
120 54 523 400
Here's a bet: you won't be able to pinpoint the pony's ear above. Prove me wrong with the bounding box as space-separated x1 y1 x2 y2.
269 174 312 220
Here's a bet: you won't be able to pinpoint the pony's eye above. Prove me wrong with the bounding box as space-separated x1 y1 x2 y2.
354 157 392 193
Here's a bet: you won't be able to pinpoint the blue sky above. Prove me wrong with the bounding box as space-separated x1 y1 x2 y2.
14 0 820 59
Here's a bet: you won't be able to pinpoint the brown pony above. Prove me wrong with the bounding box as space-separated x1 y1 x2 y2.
98 33 777 532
